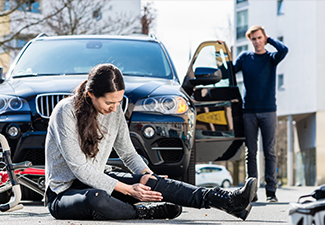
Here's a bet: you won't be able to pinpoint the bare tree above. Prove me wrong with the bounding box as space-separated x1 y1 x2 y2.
213 14 235 47
0 0 73 49
141 2 156 35
0 0 156 71
0 0 73 71
0 0 146 49
42 0 142 36
0 0 28 17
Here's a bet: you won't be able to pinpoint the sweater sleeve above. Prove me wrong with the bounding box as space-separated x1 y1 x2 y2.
233 51 245 73
112 107 148 174
50 101 118 195
267 37 289 65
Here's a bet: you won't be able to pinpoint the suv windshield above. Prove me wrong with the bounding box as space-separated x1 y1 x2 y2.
11 38 173 78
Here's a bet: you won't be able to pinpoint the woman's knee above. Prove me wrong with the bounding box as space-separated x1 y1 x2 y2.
84 189 111 209
74 189 135 220
48 190 105 220
140 174 158 185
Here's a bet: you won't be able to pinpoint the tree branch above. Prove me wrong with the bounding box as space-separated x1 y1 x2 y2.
0 0 29 17
0 0 73 46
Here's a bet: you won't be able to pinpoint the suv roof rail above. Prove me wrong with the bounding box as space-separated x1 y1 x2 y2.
35 33 48 39
149 34 157 40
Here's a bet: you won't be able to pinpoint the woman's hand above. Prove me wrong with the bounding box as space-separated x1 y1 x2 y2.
114 181 163 202
129 183 163 202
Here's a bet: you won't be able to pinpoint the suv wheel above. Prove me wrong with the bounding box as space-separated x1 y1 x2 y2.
181 142 196 185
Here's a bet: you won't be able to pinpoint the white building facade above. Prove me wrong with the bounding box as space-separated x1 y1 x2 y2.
233 0 325 186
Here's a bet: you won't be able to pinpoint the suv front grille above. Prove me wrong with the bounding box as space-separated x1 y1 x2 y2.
36 93 71 119
36 93 129 119
155 138 184 163
160 150 183 163
23 148 45 165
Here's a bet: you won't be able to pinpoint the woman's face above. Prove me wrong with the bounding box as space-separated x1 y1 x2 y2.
88 90 125 115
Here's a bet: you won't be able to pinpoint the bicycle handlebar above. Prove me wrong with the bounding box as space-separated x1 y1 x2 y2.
0 134 23 212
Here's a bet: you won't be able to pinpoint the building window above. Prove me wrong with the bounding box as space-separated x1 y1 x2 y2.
277 0 284 15
5 0 41 13
236 10 248 39
5 1 10 10
278 74 284 90
236 45 248 56
236 0 248 4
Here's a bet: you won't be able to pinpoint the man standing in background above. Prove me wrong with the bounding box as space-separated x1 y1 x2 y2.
234 25 288 202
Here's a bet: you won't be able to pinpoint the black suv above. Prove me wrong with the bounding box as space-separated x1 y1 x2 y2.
0 34 244 185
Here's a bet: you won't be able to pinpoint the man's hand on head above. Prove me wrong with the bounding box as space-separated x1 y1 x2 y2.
265 35 269 45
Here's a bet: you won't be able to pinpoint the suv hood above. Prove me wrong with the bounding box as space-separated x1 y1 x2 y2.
122 76 179 103
2 75 88 98
1 75 180 102
0 81 16 96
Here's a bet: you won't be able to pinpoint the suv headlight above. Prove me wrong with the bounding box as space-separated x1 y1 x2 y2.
0 95 30 114
134 96 189 114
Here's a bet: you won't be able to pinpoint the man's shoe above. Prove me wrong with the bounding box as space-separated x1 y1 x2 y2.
205 177 258 220
135 203 182 219
266 191 278 203
267 196 278 203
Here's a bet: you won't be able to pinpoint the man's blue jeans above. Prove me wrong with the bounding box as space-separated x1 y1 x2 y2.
243 111 277 192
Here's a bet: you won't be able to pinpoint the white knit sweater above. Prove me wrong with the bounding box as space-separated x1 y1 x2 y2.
45 96 147 196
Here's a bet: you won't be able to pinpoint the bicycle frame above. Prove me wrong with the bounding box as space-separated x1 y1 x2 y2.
0 133 33 212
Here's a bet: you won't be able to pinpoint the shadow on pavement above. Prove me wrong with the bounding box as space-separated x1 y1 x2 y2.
20 201 44 206
245 220 288 223
251 202 290 206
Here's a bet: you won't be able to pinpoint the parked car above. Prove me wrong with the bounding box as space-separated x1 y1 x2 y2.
0 34 244 199
195 164 233 188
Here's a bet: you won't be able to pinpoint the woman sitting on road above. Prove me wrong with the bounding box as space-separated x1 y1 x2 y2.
45 63 257 220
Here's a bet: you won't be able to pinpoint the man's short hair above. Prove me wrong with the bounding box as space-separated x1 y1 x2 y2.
245 25 266 39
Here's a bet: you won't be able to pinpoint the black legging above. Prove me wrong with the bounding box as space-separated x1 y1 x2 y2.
47 172 209 220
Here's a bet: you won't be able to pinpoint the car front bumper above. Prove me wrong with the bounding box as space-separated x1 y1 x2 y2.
128 112 195 178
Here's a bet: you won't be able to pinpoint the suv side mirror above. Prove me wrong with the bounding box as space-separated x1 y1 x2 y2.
0 67 4 84
189 67 222 86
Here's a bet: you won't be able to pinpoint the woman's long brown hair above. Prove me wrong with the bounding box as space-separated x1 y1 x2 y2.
73 64 125 158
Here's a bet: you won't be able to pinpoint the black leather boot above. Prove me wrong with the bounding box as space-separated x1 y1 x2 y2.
135 203 182 220
145 175 256 220
205 177 257 220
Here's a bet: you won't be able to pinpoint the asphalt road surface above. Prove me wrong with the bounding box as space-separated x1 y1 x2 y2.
0 186 318 225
